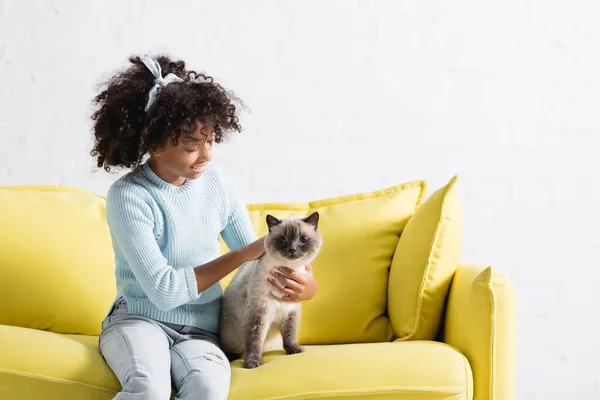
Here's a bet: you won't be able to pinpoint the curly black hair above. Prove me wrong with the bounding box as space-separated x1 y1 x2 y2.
90 54 243 172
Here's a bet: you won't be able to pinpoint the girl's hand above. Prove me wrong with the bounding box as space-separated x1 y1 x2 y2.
268 264 318 302
239 237 266 262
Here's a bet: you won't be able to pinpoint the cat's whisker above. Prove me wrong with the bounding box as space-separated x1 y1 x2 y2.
310 260 329 272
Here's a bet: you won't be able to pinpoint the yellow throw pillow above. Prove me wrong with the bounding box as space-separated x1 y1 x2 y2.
220 181 427 345
0 186 116 335
388 176 462 340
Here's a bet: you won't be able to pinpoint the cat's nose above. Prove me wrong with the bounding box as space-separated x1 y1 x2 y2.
289 248 297 255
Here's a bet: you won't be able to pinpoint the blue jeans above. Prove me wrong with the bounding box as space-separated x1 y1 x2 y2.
99 297 231 400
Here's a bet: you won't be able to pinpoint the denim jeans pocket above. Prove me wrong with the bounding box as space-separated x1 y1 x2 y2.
100 297 125 333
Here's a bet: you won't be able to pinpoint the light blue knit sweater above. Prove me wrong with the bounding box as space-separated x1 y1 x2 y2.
104 162 257 333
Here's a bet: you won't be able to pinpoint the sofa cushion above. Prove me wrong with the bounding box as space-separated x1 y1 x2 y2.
229 341 473 400
0 324 119 400
388 176 462 340
0 324 472 400
0 186 117 335
219 180 427 345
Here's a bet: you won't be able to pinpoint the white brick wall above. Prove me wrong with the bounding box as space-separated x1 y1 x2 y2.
1 0 599 398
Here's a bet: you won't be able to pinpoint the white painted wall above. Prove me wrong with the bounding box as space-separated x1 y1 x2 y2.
1 0 599 398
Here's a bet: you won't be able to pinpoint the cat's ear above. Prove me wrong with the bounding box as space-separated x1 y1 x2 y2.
266 215 281 232
304 211 319 230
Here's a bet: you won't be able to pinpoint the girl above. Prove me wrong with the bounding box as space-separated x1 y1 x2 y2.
90 54 318 400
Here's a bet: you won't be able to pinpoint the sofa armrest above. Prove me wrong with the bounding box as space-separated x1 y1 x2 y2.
443 264 516 400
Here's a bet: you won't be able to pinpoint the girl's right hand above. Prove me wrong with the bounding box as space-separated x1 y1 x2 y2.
193 236 266 293
240 236 266 262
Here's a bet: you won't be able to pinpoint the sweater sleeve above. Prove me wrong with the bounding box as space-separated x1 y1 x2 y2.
220 178 258 251
105 181 200 311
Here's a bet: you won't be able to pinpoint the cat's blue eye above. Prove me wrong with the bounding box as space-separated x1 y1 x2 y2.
299 236 308 243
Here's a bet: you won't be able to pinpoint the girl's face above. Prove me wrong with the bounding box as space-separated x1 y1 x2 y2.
149 120 213 186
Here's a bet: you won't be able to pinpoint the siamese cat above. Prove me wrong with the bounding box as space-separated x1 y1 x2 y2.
220 212 322 368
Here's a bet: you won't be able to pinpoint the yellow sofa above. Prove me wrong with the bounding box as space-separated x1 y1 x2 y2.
0 177 515 400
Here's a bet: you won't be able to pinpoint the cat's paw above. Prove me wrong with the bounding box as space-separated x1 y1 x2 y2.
244 356 262 369
284 343 304 355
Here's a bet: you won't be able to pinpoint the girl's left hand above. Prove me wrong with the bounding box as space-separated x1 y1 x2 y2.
268 264 318 302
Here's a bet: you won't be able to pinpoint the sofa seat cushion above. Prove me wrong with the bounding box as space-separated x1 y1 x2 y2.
229 341 473 400
0 324 119 400
0 325 473 400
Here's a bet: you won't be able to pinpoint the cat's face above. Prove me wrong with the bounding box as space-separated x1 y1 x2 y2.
264 212 322 263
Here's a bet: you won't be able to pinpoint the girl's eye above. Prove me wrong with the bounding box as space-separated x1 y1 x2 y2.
183 142 199 152
299 236 308 243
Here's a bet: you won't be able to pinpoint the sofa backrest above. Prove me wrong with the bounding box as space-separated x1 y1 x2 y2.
219 181 427 345
0 186 117 336
0 181 427 343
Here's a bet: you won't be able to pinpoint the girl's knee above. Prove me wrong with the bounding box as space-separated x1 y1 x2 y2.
122 374 171 400
177 371 230 400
